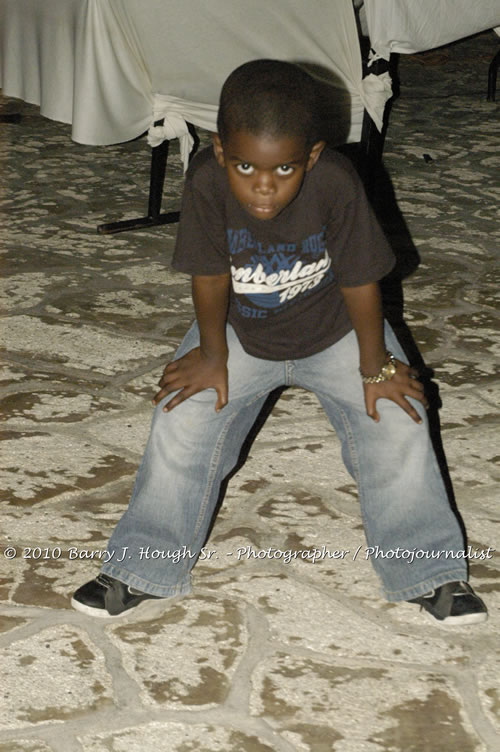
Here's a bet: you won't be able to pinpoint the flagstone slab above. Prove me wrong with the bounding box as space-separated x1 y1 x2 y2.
432 358 500 387
197 486 373 590
475 383 499 406
1 431 136 505
0 234 171 270
0 359 170 406
0 557 27 603
2 487 134 608
1 271 71 310
436 388 499 431
0 614 29 635
409 323 499 371
5 545 113 611
455 484 500 519
3 316 173 377
80 722 277 752
442 425 500 486
9 556 83 610
0 263 192 341
1 387 129 427
108 594 247 710
0 364 29 385
460 528 499 570
477 655 500 734
402 267 476 310
106 262 188 287
466 565 500 618
121 369 170 399
217 575 471 664
228 438 351 505
38 286 189 337
250 653 484 752
0 362 113 393
0 741 55 752
0 220 144 262
265 386 334 422
0 624 113 729
83 407 158 456
2 487 130 548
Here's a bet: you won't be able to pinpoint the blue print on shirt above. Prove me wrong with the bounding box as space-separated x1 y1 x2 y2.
227 226 334 316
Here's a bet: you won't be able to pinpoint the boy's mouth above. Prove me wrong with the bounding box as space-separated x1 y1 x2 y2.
248 203 278 216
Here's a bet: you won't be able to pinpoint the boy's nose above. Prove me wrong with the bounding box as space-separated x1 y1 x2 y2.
254 172 275 194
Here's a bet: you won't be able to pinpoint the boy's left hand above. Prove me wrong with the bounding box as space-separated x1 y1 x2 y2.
363 360 428 424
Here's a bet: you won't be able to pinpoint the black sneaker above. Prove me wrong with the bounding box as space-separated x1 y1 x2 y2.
71 573 161 618
409 581 487 625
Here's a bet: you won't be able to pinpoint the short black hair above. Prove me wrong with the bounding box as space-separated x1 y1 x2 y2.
217 59 324 148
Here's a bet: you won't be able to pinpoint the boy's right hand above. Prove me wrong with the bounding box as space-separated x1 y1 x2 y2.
153 347 228 413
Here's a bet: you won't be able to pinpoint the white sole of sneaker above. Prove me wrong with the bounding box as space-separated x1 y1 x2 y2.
71 594 173 620
440 611 488 626
419 609 489 627
71 597 127 618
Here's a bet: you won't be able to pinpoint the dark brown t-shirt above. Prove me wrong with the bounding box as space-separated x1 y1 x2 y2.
172 146 395 360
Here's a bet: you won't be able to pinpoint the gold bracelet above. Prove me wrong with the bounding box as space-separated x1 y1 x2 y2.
359 352 397 384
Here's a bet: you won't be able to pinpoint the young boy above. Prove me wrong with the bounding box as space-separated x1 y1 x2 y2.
72 60 487 625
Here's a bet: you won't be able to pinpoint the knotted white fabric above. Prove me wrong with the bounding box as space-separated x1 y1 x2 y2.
360 72 392 131
147 95 218 167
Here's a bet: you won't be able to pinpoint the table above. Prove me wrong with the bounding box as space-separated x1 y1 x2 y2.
0 0 388 153
3 1 497 148
0 0 81 125
0 0 155 143
361 0 500 61
2 0 393 231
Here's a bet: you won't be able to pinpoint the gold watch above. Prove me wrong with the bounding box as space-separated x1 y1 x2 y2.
360 352 397 384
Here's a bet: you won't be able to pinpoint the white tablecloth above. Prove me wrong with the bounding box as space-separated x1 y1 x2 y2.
363 0 500 60
0 0 81 124
0 0 391 160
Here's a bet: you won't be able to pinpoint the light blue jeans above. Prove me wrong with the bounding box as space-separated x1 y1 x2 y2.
102 322 467 601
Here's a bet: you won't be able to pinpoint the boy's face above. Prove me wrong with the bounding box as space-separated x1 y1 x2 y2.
213 130 325 221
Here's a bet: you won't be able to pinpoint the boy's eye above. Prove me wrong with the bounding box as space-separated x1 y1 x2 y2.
236 163 254 175
276 164 294 176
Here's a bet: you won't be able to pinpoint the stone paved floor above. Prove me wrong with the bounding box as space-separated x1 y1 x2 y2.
1 30 499 752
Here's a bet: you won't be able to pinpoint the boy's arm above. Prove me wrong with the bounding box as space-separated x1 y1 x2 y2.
340 282 428 423
153 273 231 412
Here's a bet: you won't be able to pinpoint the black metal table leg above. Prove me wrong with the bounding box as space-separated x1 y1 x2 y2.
0 113 21 123
97 120 199 234
356 56 394 197
487 47 500 101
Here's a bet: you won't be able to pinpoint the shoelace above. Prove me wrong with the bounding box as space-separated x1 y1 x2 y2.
96 573 115 589
96 573 143 596
423 581 468 599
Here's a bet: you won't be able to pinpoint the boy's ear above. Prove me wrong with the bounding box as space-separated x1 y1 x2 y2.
213 134 226 167
306 140 326 171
